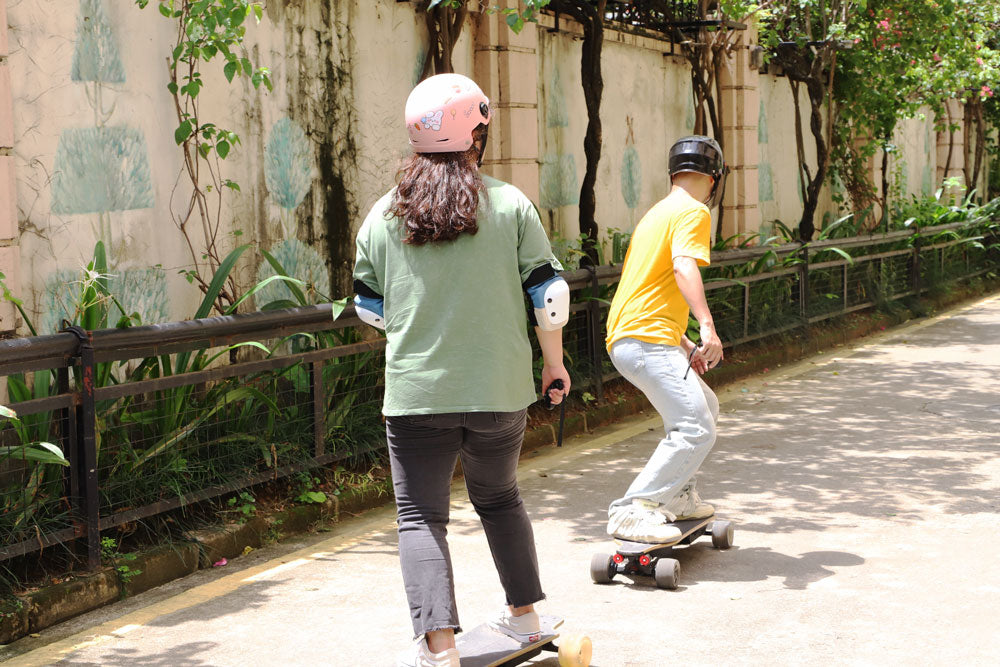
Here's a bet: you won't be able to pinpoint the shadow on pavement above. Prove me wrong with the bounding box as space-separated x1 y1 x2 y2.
143 581 279 629
55 641 218 666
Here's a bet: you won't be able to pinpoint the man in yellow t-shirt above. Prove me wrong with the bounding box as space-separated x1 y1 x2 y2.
604 135 727 543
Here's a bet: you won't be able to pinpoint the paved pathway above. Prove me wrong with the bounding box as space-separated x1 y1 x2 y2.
5 294 1000 666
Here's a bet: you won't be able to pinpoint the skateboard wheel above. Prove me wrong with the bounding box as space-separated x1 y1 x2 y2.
711 520 734 549
653 557 680 589
557 633 593 667
590 553 615 584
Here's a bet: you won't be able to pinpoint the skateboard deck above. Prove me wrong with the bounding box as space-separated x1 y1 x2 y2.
456 615 562 667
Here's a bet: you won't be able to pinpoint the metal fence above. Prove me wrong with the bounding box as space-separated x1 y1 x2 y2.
1 221 996 570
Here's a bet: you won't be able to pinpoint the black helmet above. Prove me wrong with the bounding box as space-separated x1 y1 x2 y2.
669 135 728 208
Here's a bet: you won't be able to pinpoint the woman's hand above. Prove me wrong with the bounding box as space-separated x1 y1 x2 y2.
541 364 571 405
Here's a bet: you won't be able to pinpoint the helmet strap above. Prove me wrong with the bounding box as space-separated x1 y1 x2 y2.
476 125 489 167
704 178 717 206
707 167 728 209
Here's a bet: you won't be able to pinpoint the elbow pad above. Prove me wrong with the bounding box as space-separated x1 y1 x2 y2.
353 280 385 330
523 265 570 331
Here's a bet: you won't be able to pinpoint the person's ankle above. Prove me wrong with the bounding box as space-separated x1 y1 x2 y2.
510 604 534 618
425 629 455 654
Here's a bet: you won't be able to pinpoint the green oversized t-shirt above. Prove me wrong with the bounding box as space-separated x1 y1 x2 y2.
353 175 562 416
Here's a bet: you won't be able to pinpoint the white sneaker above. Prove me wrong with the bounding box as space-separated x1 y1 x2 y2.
397 636 460 667
488 607 541 643
607 499 683 543
660 484 715 520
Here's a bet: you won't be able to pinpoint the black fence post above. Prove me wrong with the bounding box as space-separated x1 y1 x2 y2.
742 282 750 340
585 265 603 402
310 360 325 458
63 326 101 571
912 230 922 295
799 243 810 328
842 261 850 311
81 343 100 570
57 366 78 506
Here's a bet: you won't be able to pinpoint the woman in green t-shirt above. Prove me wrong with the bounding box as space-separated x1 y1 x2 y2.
352 73 571 667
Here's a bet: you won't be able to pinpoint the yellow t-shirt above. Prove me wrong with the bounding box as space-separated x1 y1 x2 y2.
606 190 711 351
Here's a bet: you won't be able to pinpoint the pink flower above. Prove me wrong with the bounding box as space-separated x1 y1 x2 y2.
213 558 228 567
933 53 942 62
977 57 984 66
878 19 890 29
983 86 994 98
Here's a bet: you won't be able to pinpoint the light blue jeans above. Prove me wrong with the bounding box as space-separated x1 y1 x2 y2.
609 338 719 511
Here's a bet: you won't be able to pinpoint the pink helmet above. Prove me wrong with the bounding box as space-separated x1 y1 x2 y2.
405 73 491 154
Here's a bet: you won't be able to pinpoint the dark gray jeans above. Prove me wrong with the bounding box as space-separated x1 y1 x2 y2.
385 410 544 638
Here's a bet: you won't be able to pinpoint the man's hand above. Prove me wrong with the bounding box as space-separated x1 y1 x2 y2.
689 348 710 375
674 256 724 369
541 364 571 405
681 335 712 375
699 322 724 368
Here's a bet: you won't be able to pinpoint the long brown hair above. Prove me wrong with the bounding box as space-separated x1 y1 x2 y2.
389 127 487 245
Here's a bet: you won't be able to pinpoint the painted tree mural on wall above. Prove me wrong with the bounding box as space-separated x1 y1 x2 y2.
52 0 155 231
539 59 579 211
620 116 641 213
51 128 154 217
757 98 773 204
71 0 126 84
44 0 165 333
256 117 329 305
264 117 312 212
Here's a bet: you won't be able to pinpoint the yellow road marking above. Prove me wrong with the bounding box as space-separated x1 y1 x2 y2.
241 557 311 582
111 624 142 636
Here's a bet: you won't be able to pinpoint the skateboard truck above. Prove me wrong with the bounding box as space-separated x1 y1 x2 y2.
591 517 735 589
542 378 567 447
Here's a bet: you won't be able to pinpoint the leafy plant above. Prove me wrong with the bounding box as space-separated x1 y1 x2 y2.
0 406 68 467
226 491 256 522
101 536 142 596
0 404 70 548
293 473 327 505
0 596 25 621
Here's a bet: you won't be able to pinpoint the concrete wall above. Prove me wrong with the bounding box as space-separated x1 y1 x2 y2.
893 114 939 201
536 24 694 245
1 0 20 333
756 73 838 234
1 2 982 336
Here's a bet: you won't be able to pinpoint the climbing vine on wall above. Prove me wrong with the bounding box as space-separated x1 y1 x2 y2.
134 0 272 314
